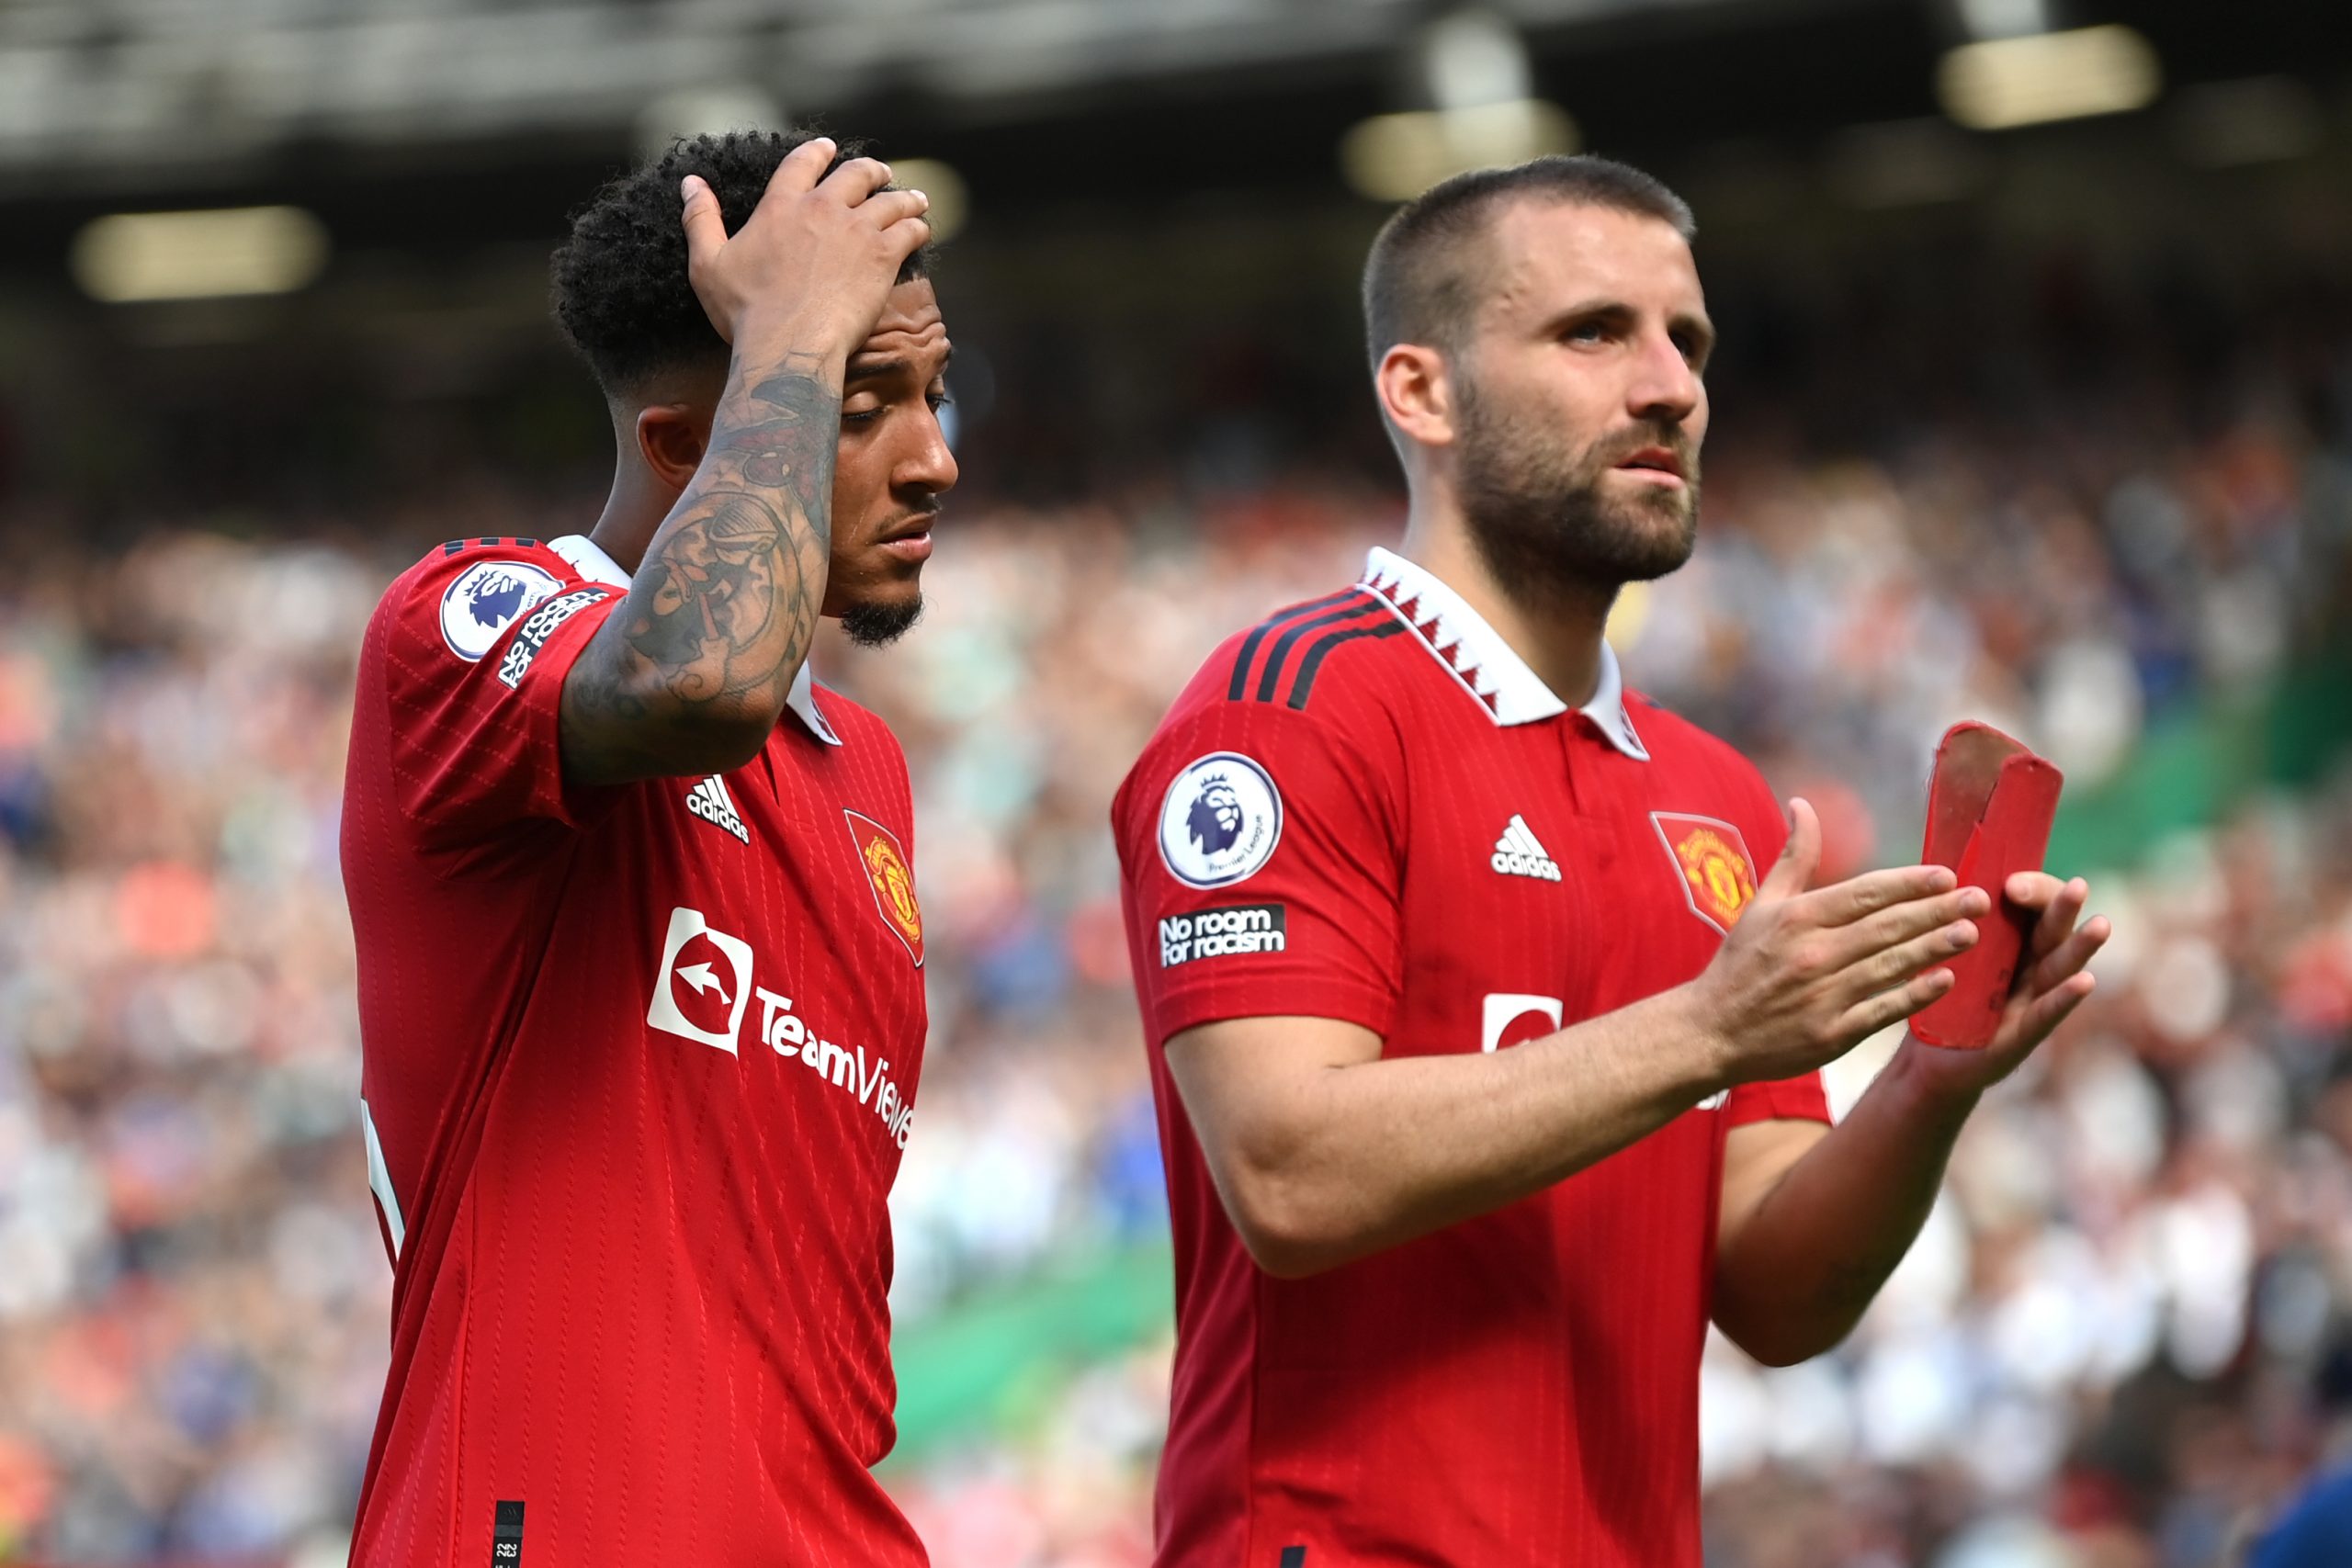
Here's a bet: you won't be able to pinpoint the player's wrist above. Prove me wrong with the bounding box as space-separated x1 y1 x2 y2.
1654 983 1741 1102
730 306 855 378
1879 1034 1985 1125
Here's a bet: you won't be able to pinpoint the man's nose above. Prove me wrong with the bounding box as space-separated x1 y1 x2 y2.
899 406 959 496
1627 333 1700 426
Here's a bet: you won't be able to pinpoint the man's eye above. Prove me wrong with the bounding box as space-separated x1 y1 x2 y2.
842 407 884 425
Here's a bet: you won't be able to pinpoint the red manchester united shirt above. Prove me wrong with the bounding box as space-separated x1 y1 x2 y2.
343 533 930 1568
1113 547 1828 1568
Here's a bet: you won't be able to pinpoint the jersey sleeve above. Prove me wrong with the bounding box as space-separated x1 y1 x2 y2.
1720 776 1833 1127
373 544 626 855
1114 698 1403 1044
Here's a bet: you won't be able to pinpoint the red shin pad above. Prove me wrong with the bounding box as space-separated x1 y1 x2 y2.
1909 722 2064 1048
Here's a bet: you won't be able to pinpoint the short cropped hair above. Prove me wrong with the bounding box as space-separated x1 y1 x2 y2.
551 129 932 397
1361 154 1694 374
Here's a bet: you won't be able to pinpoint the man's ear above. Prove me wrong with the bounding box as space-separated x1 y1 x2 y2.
635 403 709 492
1374 344 1456 450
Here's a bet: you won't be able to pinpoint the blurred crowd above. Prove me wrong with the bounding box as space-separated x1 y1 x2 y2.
3 254 2352 1568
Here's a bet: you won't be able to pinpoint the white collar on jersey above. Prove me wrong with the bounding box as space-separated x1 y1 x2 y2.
546 533 842 748
1358 546 1649 761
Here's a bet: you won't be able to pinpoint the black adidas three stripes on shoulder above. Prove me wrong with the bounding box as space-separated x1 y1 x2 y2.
1227 590 1405 711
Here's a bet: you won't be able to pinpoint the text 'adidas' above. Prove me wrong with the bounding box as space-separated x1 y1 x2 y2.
687 774 750 843
1491 814 1562 881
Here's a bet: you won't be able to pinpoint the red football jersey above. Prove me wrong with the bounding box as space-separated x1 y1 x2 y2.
1113 547 1829 1568
342 534 930 1568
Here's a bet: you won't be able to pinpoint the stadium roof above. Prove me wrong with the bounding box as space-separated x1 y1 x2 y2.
1 0 2340 190
0 0 1774 180
0 0 2341 307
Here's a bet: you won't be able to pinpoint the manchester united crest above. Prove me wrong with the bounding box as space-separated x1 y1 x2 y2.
843 809 924 965
1651 812 1759 935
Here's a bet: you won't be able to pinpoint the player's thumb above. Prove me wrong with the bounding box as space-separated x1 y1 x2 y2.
1757 797 1820 903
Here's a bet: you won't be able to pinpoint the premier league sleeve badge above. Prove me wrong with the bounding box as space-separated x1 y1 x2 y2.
1158 752 1283 889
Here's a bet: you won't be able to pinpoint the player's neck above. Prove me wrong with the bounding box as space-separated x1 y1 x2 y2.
583 467 673 579
1398 507 1615 713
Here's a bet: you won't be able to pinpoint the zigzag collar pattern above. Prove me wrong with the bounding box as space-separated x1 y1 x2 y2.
1358 546 1649 761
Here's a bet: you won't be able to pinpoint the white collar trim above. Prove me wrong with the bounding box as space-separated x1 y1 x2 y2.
1358 547 1648 760
546 534 841 748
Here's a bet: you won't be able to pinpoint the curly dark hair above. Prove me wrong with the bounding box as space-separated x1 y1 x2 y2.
550 128 933 397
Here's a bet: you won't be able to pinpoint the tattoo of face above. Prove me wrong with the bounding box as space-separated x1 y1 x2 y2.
625 496 785 700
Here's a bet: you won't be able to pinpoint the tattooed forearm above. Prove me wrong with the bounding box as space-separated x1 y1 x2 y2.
560 352 841 785
623 495 786 686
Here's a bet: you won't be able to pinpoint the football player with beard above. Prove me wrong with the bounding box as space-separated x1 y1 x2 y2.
1112 155 2109 1566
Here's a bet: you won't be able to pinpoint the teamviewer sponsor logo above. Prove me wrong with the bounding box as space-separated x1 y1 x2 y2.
646 907 755 1054
1159 903 1287 967
644 906 916 1148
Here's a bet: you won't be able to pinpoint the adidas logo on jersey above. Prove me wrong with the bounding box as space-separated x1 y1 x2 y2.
686 775 749 843
1491 814 1562 881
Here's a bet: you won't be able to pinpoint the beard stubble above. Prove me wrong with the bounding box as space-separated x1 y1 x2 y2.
1453 371 1702 604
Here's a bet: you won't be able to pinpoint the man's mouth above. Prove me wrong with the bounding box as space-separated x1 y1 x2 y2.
876 518 936 563
1614 446 1686 482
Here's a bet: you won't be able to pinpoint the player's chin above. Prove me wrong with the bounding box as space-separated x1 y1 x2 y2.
838 581 925 649
1618 473 1697 529
1598 500 1699 581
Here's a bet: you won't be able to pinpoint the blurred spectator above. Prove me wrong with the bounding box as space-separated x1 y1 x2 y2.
2250 1465 2352 1567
